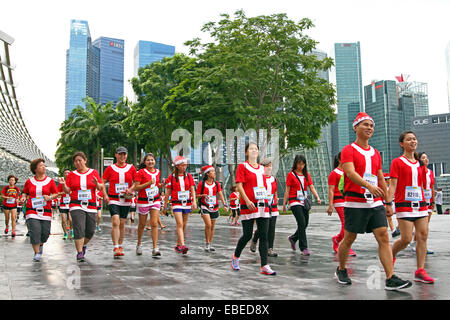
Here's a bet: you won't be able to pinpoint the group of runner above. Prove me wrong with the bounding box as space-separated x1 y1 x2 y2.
1 111 437 290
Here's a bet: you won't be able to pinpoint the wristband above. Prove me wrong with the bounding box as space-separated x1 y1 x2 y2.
384 201 392 206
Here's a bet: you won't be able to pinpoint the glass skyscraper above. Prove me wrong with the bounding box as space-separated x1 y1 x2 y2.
92 37 124 105
334 42 364 151
134 40 175 76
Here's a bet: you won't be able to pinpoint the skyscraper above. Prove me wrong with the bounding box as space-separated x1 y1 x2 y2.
334 42 364 151
92 37 125 105
134 40 175 76
364 80 402 168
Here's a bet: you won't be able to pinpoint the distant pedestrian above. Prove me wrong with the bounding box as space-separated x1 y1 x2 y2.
435 188 443 215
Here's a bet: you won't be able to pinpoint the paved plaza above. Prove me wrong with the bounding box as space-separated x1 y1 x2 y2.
1 209 449 300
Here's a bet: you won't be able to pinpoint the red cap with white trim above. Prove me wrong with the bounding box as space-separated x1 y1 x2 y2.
201 165 214 175
173 156 188 166
353 112 375 128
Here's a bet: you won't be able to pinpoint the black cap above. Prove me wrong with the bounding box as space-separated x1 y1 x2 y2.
115 146 128 154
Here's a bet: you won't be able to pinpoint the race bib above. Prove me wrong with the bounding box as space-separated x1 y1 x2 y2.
297 190 307 201
115 183 128 194
178 191 190 201
424 189 432 200
6 198 15 204
31 197 45 209
363 173 378 189
78 190 92 201
267 194 274 204
206 195 217 205
63 196 71 204
253 187 267 200
405 186 423 202
145 186 159 199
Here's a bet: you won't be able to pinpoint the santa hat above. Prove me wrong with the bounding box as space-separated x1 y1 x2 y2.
201 165 214 175
173 155 188 166
383 173 390 179
353 112 375 128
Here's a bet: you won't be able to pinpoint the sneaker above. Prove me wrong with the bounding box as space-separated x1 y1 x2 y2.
39 245 43 255
335 267 352 285
204 243 210 252
426 249 434 255
11 231 16 238
408 242 416 253
260 264 277 275
231 254 240 271
152 248 161 257
414 269 434 284
4 228 8 234
136 245 143 256
33 253 41 262
181 245 189 254
113 248 121 259
174 245 183 253
288 236 296 251
385 274 412 290
393 257 396 266
82 245 87 256
391 227 401 238
268 248 278 257
250 241 257 253
231 222 235 226
77 252 85 262
63 233 68 240
332 236 339 253
96 226 101 232
118 247 124 256
301 248 310 256
236 222 240 226
349 248 357 257
209 245 215 252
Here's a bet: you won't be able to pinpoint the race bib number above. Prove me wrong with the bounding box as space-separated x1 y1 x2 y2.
63 196 71 204
254 187 267 200
145 186 159 199
405 186 423 202
206 195 216 205
6 198 15 204
78 190 92 201
31 197 45 209
267 194 274 204
297 190 307 201
363 173 378 189
115 183 128 194
424 189 432 200
178 191 190 201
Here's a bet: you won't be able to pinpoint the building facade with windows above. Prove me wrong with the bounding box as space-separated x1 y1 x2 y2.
134 40 175 76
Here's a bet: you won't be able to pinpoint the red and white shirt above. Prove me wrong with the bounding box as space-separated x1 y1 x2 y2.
102 163 137 206
196 180 222 212
58 183 71 210
165 173 195 210
286 171 313 207
2 185 20 208
328 168 344 208
135 168 161 208
341 143 384 209
235 162 270 220
266 176 279 216
66 169 102 213
22 176 58 221
229 192 240 209
423 168 435 212
390 156 428 218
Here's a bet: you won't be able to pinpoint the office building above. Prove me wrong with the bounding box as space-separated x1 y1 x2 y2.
134 40 175 76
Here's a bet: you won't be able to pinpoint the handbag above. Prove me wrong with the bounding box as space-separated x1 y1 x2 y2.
292 171 312 212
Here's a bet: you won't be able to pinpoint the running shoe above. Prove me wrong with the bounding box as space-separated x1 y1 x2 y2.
63 233 68 240
349 248 357 257
414 269 434 284
250 241 257 253
204 243 210 252
33 253 41 262
231 254 240 271
96 226 101 232
393 257 396 266
152 248 161 257
209 245 216 252
174 245 183 253
408 242 416 253
181 245 189 254
301 248 310 256
385 274 412 290
288 236 296 251
260 265 277 275
236 222 240 226
4 228 8 234
391 227 401 238
77 252 85 262
335 266 352 285
231 222 235 226
427 249 434 255
268 248 278 257
332 236 339 253
136 245 143 256
11 231 16 238
113 247 121 259
82 245 87 256
118 246 124 256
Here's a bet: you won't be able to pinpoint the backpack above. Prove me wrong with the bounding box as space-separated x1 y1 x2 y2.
338 173 345 196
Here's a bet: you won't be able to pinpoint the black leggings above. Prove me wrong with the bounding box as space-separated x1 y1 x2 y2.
252 215 277 249
290 205 309 251
234 217 270 267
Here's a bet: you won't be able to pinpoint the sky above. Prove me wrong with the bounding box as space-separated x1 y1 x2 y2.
2 0 450 161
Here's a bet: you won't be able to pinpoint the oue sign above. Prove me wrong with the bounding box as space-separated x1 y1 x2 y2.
413 119 429 126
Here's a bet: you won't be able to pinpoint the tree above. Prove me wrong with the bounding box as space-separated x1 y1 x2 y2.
164 10 336 184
